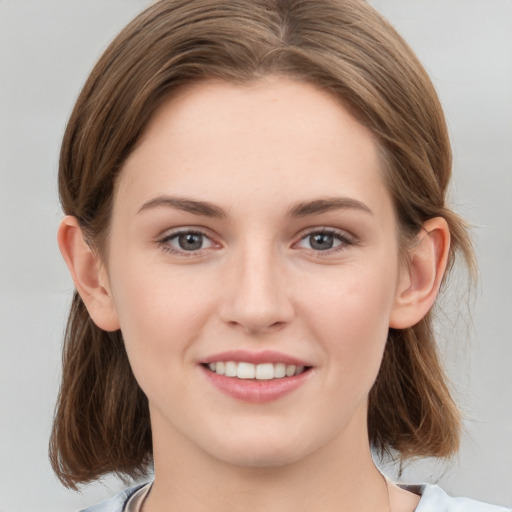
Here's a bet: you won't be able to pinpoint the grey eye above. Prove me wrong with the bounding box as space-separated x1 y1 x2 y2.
177 232 205 251
308 233 335 250
163 231 214 252
296 230 348 252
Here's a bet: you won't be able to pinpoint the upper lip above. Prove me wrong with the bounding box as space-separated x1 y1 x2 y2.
201 350 311 367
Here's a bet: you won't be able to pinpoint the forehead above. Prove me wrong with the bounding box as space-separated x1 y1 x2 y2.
116 77 391 220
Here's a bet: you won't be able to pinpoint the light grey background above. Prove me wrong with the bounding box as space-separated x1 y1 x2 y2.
0 1 511 511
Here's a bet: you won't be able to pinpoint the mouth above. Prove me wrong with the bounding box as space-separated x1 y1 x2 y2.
202 361 311 380
200 350 314 402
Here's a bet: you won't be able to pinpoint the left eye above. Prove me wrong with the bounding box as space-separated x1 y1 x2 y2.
296 231 348 251
162 230 214 252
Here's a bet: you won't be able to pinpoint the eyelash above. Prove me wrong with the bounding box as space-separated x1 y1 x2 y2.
294 228 356 255
157 227 356 257
158 229 216 257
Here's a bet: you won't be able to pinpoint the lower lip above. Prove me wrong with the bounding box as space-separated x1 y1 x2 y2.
201 366 312 403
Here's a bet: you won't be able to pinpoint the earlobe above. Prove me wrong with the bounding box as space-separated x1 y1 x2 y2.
57 216 120 332
389 217 450 329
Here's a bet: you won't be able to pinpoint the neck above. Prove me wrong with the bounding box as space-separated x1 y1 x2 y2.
145 410 390 512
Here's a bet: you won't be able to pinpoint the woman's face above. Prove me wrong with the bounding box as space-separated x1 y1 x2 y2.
104 77 408 468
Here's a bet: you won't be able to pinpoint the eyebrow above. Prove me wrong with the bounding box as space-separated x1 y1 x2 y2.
287 197 373 217
138 196 227 218
137 195 372 218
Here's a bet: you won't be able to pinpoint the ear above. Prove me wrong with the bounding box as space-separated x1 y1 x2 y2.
57 216 120 331
389 217 450 329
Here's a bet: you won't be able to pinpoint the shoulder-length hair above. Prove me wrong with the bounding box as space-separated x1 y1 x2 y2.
51 0 475 489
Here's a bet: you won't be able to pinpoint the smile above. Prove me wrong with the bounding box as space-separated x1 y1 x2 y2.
200 350 313 402
206 361 308 380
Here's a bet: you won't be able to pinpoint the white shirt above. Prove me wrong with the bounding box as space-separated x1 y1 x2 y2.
80 482 511 512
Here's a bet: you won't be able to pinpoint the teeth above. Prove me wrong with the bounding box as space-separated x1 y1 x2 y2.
274 363 286 378
255 363 274 380
285 364 296 377
225 361 237 377
207 361 307 380
237 362 255 379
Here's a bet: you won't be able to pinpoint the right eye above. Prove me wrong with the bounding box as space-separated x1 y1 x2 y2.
159 229 215 255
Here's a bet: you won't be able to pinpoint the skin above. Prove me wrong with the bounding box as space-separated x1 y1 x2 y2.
59 77 450 512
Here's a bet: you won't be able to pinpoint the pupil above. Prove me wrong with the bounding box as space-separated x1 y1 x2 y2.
178 233 203 250
310 233 333 250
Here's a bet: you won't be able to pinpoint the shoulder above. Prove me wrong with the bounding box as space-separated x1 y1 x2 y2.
78 482 510 512
404 484 511 512
78 483 148 512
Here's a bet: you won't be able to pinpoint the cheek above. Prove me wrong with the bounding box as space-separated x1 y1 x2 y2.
108 261 217 381
297 260 398 384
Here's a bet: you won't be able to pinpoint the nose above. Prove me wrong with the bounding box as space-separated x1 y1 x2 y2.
219 240 294 335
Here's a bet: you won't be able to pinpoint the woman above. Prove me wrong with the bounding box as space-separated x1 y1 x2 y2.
50 1 509 511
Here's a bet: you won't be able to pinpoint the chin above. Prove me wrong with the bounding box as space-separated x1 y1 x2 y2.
214 446 305 469
203 428 318 470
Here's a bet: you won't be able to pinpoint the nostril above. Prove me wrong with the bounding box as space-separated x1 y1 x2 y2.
244 320 288 335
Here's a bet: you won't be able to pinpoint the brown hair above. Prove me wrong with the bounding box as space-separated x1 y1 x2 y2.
51 0 475 488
